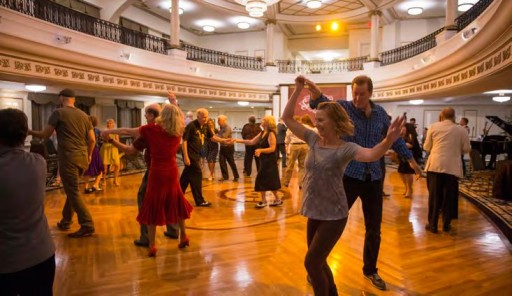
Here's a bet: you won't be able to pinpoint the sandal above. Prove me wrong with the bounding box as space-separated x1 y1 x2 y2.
255 202 267 209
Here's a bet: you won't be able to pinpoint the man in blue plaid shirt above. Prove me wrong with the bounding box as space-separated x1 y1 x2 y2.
307 75 421 290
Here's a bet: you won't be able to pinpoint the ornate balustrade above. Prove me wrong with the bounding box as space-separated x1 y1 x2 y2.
380 27 445 66
181 43 265 71
455 0 494 31
276 56 367 74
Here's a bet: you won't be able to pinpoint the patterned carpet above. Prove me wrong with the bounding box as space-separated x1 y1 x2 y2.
459 176 512 243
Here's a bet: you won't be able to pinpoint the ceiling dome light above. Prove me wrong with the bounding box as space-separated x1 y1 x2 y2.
306 0 322 9
407 7 423 15
169 7 184 15
238 101 249 106
492 96 511 103
330 22 339 31
458 0 477 12
315 24 321 31
25 84 46 92
237 22 250 29
202 25 215 32
234 0 281 18
409 99 424 105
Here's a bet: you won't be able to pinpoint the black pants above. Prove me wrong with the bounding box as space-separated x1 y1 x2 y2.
426 172 458 229
219 145 239 180
137 170 178 241
344 176 383 275
243 145 260 176
305 218 347 296
0 254 55 296
180 162 206 206
276 143 287 167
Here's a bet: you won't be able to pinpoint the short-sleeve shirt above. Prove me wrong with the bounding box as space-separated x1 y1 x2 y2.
182 119 213 163
300 129 360 220
47 106 92 156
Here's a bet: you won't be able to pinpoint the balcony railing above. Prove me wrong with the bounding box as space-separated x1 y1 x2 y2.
0 0 168 54
181 43 265 71
276 56 367 74
379 27 444 66
455 0 494 31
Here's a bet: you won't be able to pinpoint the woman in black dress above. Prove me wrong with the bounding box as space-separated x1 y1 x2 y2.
235 115 281 208
398 123 422 198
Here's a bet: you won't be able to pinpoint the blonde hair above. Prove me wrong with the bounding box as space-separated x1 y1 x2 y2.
317 102 354 137
156 104 184 136
262 115 276 133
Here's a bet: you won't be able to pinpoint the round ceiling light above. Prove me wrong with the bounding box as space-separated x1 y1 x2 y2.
409 99 424 105
407 7 423 15
315 24 321 31
237 22 250 29
25 84 46 92
202 25 215 32
238 101 249 106
492 96 511 103
458 0 477 12
306 0 322 9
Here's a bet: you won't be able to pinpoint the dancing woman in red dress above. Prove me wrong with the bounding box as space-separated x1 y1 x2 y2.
108 103 193 256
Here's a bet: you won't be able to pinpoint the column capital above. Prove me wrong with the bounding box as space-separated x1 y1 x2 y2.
368 10 382 17
265 19 277 25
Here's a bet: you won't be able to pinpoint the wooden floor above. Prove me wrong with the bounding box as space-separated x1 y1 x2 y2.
44 160 512 296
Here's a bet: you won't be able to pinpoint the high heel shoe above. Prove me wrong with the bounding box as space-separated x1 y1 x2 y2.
178 236 190 249
148 246 157 257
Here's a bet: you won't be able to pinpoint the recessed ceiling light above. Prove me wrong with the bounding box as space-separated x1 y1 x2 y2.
202 25 215 32
25 84 46 92
306 0 322 9
407 7 423 15
315 24 321 31
409 99 424 105
169 7 184 15
238 101 249 106
237 22 250 29
458 0 477 12
492 96 510 103
330 22 339 31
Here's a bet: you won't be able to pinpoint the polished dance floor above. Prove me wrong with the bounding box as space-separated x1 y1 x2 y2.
44 160 512 295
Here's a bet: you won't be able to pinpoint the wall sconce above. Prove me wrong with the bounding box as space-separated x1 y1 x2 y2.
55 34 72 44
462 27 477 40
120 51 131 61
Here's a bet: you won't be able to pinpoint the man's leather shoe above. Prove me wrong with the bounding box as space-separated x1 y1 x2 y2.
56 222 70 231
163 231 179 239
197 201 211 207
68 227 94 238
133 239 149 247
425 224 438 233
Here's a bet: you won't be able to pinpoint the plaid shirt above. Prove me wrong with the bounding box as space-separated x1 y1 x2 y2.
310 95 413 181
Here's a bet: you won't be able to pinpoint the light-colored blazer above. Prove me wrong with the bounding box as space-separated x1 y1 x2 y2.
423 120 471 178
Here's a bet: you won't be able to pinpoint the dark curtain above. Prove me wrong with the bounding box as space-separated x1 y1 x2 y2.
28 93 59 130
75 96 95 114
115 99 143 128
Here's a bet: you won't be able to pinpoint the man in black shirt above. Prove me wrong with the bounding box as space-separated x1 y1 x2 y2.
181 108 228 206
241 115 261 177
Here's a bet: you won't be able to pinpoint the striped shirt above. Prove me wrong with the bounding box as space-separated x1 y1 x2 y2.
310 95 413 181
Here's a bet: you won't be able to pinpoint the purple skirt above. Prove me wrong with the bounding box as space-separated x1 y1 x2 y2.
85 147 104 176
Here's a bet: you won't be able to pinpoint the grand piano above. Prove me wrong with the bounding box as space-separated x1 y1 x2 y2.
470 116 512 169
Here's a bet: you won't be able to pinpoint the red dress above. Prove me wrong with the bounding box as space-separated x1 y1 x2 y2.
137 124 193 225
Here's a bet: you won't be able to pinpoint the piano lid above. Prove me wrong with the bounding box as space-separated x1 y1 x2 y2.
486 116 512 136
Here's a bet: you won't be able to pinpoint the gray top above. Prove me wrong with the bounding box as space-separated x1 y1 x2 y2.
217 124 233 147
0 147 55 273
300 130 360 220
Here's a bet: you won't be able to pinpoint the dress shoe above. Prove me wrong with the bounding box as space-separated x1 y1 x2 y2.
425 224 438 234
133 239 149 247
197 201 211 207
178 236 190 249
364 273 387 290
148 246 157 257
68 227 94 238
233 178 239 182
443 225 451 232
56 221 71 231
164 231 179 239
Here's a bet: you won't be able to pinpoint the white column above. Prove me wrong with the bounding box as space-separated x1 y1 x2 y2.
369 10 381 62
265 20 276 66
445 0 458 29
170 0 180 49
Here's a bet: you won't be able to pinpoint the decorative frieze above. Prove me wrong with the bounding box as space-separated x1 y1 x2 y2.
373 43 511 100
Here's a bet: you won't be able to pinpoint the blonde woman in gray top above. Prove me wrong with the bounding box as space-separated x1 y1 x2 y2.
283 76 405 296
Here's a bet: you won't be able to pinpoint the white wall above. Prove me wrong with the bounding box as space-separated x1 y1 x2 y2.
198 30 265 56
348 28 371 57
399 18 445 44
288 35 349 54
